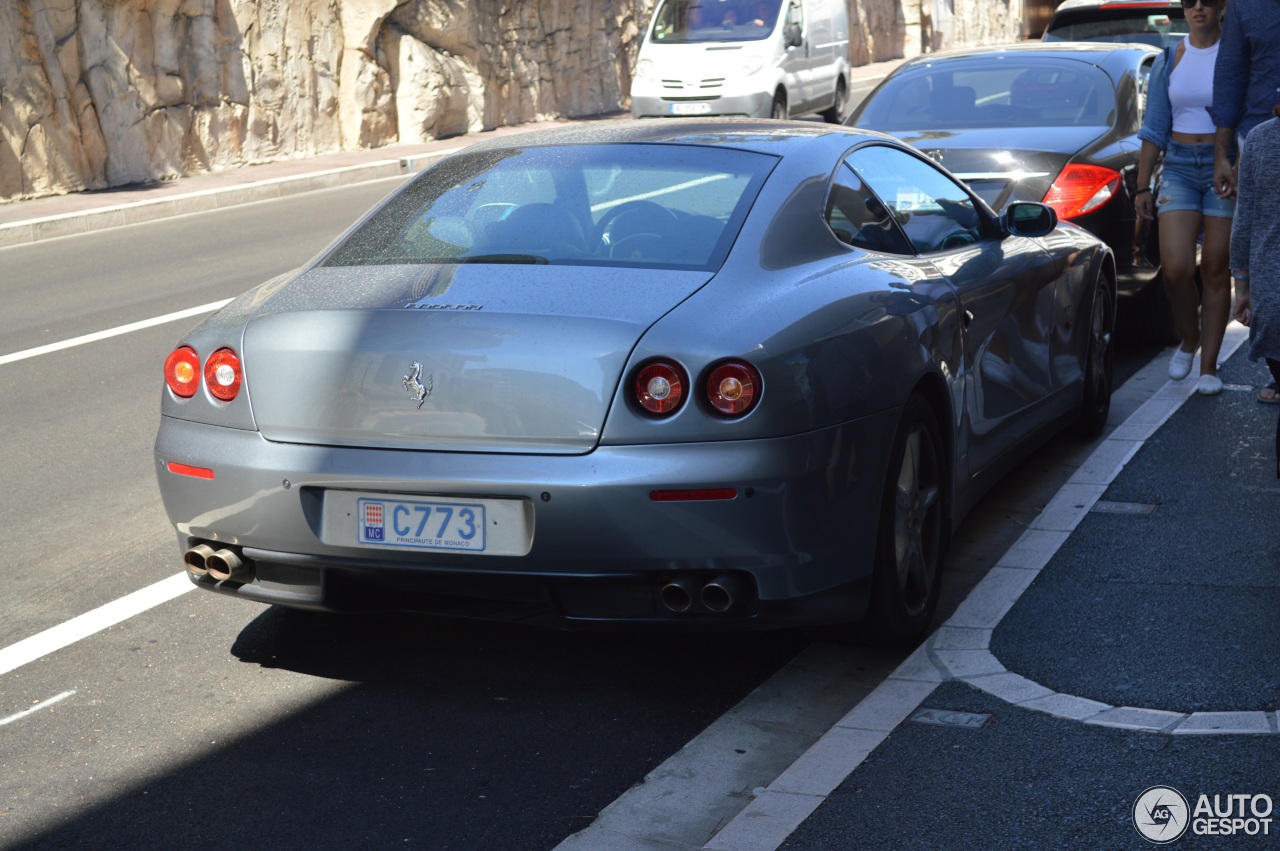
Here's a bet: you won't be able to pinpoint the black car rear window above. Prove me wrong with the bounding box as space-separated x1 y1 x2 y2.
854 59 1117 131
323 144 775 271
1043 6 1187 48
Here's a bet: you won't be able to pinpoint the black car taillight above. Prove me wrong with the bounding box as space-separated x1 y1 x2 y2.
1043 164 1121 219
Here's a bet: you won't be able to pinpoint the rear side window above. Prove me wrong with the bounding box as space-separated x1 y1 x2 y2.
323 144 776 271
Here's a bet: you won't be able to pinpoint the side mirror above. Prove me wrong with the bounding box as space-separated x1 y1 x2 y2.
784 24 803 48
1003 202 1057 238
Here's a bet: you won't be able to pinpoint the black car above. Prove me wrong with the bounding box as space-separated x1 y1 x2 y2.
1042 0 1187 48
846 42 1173 340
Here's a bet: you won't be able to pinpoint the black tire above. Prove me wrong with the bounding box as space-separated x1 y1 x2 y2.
770 90 788 120
1075 275 1115 437
859 396 947 646
821 79 847 124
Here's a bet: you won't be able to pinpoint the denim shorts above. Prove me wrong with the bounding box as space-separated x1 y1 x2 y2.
1157 140 1235 218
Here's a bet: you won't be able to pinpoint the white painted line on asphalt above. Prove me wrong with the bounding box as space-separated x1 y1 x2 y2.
0 690 78 727
705 324 1259 850
0 573 193 677
0 300 232 366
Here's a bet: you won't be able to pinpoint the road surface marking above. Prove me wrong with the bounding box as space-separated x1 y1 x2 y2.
0 300 233 366
0 690 78 727
0 574 192 677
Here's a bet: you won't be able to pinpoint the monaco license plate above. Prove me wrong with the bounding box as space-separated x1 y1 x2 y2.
669 102 712 115
357 497 486 552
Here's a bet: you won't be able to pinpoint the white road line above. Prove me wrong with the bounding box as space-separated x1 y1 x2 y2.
0 690 78 727
0 299 233 366
0 573 193 677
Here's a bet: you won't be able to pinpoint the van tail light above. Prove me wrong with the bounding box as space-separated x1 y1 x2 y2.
1042 164 1120 219
164 346 201 398
705 361 761 417
204 348 243 401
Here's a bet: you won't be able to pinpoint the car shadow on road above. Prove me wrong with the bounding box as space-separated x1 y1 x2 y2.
15 607 813 850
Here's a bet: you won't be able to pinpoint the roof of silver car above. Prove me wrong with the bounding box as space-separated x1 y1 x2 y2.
458 118 887 156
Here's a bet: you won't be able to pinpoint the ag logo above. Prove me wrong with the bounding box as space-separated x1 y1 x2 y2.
1134 786 1190 843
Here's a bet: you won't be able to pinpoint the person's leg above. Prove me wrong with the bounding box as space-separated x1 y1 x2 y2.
1158 142 1210 378
1158 209 1203 353
1198 215 1232 381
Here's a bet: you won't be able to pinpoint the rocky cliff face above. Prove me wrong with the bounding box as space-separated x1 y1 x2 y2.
0 0 1022 204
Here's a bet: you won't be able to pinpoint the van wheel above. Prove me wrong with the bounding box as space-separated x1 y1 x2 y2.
771 91 788 120
822 79 847 123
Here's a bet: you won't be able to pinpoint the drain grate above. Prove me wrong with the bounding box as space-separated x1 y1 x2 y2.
910 708 991 729
1090 501 1158 516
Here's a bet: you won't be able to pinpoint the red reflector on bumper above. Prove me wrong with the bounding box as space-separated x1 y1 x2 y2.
649 488 737 502
167 462 215 480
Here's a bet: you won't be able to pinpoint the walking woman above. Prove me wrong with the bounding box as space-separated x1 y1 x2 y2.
1230 105 1280 474
1135 0 1234 394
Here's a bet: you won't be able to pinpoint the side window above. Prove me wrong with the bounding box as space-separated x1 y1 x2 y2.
825 162 913 255
786 0 803 33
846 145 984 255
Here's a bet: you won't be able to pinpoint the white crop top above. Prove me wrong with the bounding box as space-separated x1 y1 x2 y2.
1169 40 1220 135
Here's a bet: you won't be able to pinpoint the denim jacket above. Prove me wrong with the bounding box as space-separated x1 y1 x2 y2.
1137 47 1175 149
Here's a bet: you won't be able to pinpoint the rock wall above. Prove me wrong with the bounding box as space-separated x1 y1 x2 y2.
0 0 1022 204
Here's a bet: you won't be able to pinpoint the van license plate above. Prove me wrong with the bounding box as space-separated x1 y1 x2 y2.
357 497 486 552
669 102 711 115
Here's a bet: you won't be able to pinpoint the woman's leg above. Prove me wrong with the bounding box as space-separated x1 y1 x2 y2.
1159 209 1204 354
1198 216 1232 378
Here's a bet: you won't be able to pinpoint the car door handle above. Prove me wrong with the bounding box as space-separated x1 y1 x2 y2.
963 309 975 328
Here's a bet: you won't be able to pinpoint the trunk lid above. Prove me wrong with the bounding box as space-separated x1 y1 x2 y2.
242 264 712 454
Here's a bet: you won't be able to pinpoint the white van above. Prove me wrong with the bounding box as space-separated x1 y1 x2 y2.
630 0 852 122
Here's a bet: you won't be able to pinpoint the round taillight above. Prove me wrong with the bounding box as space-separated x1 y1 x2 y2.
204 348 242 401
705 361 761 416
634 360 687 416
164 346 200 398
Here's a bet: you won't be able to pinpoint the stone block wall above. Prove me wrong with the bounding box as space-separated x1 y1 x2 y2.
0 0 1023 203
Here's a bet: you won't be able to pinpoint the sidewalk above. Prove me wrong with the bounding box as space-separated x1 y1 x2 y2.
708 331 1280 849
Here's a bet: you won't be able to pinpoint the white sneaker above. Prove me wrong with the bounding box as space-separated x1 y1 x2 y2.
1169 348 1196 380
1197 374 1224 395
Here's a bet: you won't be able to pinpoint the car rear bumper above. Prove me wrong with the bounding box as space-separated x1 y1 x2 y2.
155 410 900 629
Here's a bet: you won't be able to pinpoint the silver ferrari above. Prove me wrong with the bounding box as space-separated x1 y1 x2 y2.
155 119 1115 645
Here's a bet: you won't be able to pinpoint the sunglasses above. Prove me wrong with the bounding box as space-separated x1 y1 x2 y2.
1180 0 1220 7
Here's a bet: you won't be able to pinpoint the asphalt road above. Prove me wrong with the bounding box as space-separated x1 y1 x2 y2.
0 175 1163 849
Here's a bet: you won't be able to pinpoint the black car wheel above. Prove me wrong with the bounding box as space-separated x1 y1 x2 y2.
861 396 946 646
1075 275 1115 437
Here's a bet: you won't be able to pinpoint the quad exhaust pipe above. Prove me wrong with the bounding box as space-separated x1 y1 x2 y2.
660 573 749 614
183 543 253 582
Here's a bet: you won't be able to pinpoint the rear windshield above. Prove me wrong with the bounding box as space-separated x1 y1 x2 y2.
323 144 775 271
854 59 1117 131
1043 7 1187 48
